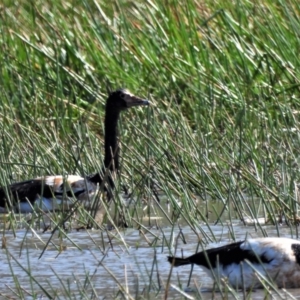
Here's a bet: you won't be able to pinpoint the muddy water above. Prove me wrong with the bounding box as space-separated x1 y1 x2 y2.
1 203 300 299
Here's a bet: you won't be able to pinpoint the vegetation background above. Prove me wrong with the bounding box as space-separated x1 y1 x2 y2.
1 0 300 298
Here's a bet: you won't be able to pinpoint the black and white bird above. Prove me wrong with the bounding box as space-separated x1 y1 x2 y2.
0 89 149 214
168 237 300 289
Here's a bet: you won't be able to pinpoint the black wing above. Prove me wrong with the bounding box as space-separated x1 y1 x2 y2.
0 179 55 209
169 241 272 268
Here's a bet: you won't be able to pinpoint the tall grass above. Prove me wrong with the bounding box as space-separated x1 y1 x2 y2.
1 0 300 297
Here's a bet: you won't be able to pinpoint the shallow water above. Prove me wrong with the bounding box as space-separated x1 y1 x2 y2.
1 198 300 299
1 221 300 299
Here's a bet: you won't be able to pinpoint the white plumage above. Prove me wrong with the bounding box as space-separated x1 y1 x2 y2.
168 237 300 289
0 89 149 214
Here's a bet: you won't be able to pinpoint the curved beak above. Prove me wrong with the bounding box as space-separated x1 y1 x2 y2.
124 93 150 108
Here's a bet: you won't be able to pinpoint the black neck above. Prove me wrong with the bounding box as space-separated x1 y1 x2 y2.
104 105 120 171
292 244 300 265
88 99 121 185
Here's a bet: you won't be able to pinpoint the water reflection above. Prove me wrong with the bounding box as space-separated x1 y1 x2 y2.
1 222 300 298
1 198 300 298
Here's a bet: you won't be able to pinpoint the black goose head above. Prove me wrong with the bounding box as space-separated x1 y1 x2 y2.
103 88 149 172
106 88 150 112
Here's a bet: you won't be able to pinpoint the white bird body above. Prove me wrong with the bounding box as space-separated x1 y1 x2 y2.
0 175 99 213
0 89 149 214
168 238 300 289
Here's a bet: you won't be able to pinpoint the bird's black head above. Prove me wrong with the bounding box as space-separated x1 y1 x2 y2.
106 89 149 111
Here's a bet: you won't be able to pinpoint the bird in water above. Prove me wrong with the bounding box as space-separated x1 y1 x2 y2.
168 237 300 289
0 89 149 217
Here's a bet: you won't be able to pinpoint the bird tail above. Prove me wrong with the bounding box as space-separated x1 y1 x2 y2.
167 256 191 267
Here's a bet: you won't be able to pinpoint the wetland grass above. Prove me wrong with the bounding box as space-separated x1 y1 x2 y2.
1 0 300 298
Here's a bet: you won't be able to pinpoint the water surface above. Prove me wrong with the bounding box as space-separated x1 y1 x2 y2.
1 221 300 299
1 199 300 299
